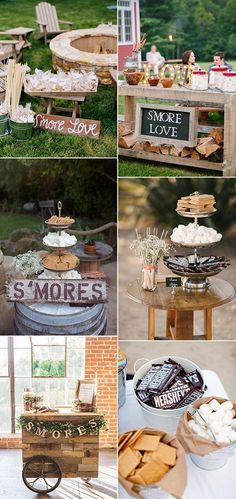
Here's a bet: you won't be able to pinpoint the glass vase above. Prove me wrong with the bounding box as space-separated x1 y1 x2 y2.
141 265 158 291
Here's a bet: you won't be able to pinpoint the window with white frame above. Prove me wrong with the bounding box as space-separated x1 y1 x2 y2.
118 0 133 43
0 337 86 434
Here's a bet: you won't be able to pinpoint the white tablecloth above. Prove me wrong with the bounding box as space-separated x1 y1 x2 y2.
119 372 236 499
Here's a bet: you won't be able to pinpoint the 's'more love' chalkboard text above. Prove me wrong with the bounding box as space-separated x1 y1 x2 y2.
135 104 198 147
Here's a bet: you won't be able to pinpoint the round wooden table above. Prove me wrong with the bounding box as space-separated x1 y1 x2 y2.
72 241 113 272
127 278 236 340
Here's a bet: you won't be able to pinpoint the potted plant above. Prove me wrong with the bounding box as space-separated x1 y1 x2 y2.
161 69 174 88
84 240 97 254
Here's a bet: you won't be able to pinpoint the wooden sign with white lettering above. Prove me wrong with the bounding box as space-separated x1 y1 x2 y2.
34 114 101 139
135 103 198 147
6 279 107 304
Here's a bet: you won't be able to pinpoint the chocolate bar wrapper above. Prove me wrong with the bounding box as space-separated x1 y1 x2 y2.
148 363 182 394
183 370 203 389
152 378 191 409
136 365 162 391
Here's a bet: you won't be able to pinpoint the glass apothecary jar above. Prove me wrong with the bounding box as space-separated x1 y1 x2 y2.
221 72 236 92
191 70 208 90
209 66 228 89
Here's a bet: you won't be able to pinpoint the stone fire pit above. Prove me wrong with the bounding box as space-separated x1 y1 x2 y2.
50 25 117 83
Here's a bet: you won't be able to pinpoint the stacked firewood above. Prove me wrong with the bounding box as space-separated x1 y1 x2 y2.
118 122 224 162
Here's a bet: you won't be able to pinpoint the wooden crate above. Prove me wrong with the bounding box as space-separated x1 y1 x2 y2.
22 412 100 478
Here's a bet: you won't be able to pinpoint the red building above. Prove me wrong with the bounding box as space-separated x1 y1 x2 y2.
118 0 141 70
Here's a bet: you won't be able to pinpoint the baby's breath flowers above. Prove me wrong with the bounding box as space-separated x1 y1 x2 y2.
13 251 42 277
130 228 172 290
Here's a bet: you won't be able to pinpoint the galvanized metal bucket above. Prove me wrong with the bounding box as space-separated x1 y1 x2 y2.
190 444 236 470
10 120 33 141
118 350 127 409
0 113 9 136
14 302 106 335
133 356 205 432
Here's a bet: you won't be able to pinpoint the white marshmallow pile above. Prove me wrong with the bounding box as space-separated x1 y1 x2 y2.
11 103 34 123
188 399 236 444
171 223 222 245
25 69 98 93
0 102 7 115
43 231 77 248
38 269 81 279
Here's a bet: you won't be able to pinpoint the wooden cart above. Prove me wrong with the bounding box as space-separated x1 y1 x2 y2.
21 409 100 494
119 82 236 176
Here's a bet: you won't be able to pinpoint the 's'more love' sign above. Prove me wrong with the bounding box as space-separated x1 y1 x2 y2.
34 114 101 139
135 104 198 147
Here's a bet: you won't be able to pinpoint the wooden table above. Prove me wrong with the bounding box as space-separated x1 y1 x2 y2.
127 278 235 340
72 241 113 272
119 82 236 176
2 27 34 49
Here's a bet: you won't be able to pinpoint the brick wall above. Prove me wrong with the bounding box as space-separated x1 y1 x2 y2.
85 337 117 448
0 337 118 449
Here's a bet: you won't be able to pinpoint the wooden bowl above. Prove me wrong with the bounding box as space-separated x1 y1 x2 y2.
148 76 159 86
161 77 174 88
124 70 144 85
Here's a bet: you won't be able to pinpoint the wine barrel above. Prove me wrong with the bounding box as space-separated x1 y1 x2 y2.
14 302 106 335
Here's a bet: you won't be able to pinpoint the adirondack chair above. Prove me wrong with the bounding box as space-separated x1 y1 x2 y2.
0 39 24 63
35 2 73 45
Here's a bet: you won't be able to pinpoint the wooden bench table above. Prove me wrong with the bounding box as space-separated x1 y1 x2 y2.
127 278 235 340
119 82 236 176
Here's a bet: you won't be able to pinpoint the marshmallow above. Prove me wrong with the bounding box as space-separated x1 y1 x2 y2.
231 419 236 430
189 399 236 445
220 401 233 411
208 399 221 411
199 404 213 416
43 231 77 248
170 222 222 245
229 430 236 442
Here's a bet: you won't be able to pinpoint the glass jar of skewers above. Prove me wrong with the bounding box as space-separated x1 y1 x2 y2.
130 228 172 291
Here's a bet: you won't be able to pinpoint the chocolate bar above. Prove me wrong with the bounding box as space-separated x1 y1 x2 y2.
148 363 182 395
176 388 203 408
136 364 162 391
152 378 191 409
136 390 151 404
184 370 203 389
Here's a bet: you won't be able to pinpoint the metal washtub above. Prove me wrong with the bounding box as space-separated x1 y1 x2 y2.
14 302 106 335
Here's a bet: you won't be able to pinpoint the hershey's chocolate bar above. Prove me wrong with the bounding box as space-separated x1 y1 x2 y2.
176 388 203 408
136 364 162 391
184 370 203 389
148 363 182 394
136 390 150 403
152 379 191 409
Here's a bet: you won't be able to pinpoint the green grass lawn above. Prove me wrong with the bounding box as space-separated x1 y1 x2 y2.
0 0 117 158
119 158 220 177
119 61 236 176
0 213 42 239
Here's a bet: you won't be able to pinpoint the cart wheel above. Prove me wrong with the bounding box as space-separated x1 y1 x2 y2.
22 455 62 493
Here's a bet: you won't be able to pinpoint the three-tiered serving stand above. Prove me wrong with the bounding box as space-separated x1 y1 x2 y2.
172 210 218 289
42 201 79 275
167 195 224 289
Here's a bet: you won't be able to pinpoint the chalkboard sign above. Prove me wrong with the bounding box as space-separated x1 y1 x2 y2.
135 104 198 147
166 277 182 287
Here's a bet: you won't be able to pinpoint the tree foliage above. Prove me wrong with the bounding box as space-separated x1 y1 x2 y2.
140 0 236 61
0 160 117 223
